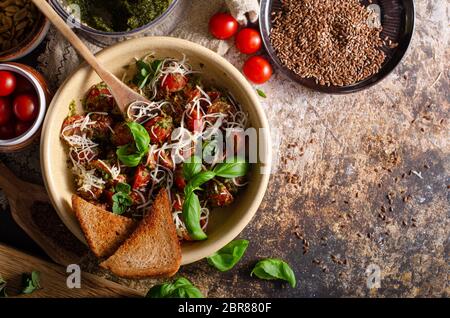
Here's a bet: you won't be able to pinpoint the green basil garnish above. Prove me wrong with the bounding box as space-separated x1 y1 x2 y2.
117 122 150 167
184 171 216 195
251 258 296 288
256 89 267 98
182 192 207 241
134 59 163 89
112 182 132 215
207 239 249 272
183 155 202 181
146 277 203 298
21 271 41 295
213 157 249 178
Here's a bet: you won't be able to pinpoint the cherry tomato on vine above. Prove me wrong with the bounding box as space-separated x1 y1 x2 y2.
235 28 262 54
209 13 238 40
0 97 12 125
0 71 16 97
13 93 39 122
243 56 273 84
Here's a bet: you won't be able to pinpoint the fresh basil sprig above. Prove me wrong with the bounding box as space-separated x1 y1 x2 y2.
251 258 296 288
183 155 202 181
146 277 203 298
112 182 132 215
21 271 41 294
182 192 207 240
213 157 249 178
184 171 216 195
181 156 249 241
207 239 249 272
134 59 163 89
117 122 150 167
0 275 7 298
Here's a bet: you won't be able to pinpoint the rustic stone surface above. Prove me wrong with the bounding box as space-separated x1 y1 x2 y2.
0 1 448 297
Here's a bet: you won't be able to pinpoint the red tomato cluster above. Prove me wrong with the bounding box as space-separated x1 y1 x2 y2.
209 12 272 84
0 71 38 140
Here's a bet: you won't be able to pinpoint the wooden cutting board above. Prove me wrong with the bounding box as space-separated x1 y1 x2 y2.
0 243 143 298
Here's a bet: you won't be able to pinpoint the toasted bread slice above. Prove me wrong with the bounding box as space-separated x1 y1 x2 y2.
72 195 137 258
100 189 181 278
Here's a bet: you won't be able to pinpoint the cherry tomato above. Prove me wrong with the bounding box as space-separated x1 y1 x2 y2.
209 12 238 40
0 122 15 140
0 71 16 97
14 75 34 94
161 74 188 93
13 94 38 122
132 165 151 190
15 121 32 136
235 28 262 54
0 97 12 125
144 114 174 145
243 56 273 84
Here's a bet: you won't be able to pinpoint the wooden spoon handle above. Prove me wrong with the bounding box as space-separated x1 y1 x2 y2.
31 0 144 113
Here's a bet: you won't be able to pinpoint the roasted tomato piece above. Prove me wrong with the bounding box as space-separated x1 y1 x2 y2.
174 167 186 190
70 147 99 164
207 180 234 207
89 113 113 140
132 164 151 190
155 150 174 170
111 123 133 146
161 74 188 93
130 191 145 206
78 186 103 201
184 87 201 103
61 115 85 138
144 114 174 145
207 100 232 116
185 107 203 133
207 90 221 102
83 82 116 112
221 177 247 195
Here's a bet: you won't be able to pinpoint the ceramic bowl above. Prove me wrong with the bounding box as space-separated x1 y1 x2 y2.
0 12 50 62
50 0 181 39
40 37 272 265
0 63 51 152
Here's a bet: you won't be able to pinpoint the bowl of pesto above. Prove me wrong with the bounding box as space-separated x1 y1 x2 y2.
50 0 180 38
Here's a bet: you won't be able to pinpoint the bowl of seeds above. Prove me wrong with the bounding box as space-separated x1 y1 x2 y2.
260 0 415 94
0 0 50 61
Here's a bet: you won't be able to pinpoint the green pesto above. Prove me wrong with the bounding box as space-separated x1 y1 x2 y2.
67 0 171 32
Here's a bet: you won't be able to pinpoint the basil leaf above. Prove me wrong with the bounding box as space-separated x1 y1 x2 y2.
207 239 249 272
183 155 202 181
213 157 249 178
0 275 7 298
116 182 131 194
182 192 207 240
21 271 41 294
116 122 150 167
184 171 216 195
256 89 267 98
112 192 133 215
146 277 203 298
134 59 163 89
117 145 144 167
251 258 296 288
127 122 150 154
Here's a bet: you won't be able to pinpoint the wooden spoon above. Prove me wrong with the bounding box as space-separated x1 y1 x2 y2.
0 161 87 266
31 0 148 116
